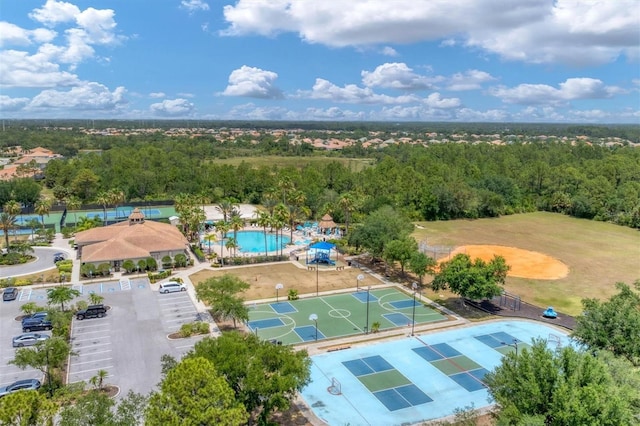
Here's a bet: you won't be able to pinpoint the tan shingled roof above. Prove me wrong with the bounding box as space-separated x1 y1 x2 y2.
76 217 188 263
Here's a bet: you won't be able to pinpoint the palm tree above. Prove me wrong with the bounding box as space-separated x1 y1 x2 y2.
256 210 272 256
65 196 82 231
338 192 357 236
108 189 125 219
34 198 51 230
215 198 238 222
26 218 40 242
229 212 244 248
0 212 17 251
273 204 288 256
47 286 81 311
225 237 238 258
3 200 21 246
90 369 109 390
262 188 279 215
95 191 110 226
204 233 217 254
215 220 229 264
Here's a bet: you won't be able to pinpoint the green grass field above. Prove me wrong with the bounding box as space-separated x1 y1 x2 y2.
411 212 640 315
247 287 447 345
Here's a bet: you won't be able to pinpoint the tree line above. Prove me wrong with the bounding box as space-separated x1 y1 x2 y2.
30 137 639 229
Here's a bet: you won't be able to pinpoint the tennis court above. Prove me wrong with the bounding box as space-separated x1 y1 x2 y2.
301 320 569 425
247 288 447 345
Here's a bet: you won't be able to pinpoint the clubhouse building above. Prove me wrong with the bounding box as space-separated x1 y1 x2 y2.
75 208 189 270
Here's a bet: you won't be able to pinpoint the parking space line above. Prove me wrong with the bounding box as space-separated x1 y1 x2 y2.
70 357 113 366
69 365 114 376
72 331 110 337
74 349 112 356
72 335 111 342
164 317 195 323
74 345 112 353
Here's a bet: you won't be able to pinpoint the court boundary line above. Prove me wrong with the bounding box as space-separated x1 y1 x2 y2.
414 336 486 389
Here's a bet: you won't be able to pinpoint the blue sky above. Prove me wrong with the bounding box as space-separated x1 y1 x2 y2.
0 0 638 123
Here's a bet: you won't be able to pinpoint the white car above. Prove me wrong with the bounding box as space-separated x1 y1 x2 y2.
12 333 50 347
159 281 187 294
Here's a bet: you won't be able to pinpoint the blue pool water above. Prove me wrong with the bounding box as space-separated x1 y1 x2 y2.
226 231 291 253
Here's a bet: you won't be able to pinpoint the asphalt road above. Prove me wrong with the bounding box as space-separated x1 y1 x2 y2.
0 247 74 279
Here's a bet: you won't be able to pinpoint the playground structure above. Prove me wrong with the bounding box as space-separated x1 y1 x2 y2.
499 291 521 311
542 306 558 319
306 241 337 266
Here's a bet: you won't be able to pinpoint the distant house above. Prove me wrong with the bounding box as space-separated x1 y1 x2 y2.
75 208 189 270
0 146 63 181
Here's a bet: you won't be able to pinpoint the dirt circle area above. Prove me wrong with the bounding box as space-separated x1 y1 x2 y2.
447 245 569 280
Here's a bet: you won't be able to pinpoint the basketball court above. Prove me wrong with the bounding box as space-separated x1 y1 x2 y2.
247 287 447 345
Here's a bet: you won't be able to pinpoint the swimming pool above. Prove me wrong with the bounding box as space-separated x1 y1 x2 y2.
226 230 291 253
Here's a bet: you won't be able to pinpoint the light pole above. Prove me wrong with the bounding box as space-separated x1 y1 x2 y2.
501 338 519 356
356 274 364 291
365 286 371 334
275 283 283 303
309 313 318 341
411 282 418 336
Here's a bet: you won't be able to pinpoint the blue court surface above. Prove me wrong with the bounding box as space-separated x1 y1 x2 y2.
300 320 572 426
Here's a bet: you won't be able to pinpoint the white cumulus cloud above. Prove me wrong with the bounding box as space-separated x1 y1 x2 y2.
491 77 622 105
361 62 435 90
424 92 461 109
305 78 419 104
0 95 31 112
29 82 126 110
447 69 495 91
221 0 639 66
150 98 195 116
221 65 284 99
29 0 80 26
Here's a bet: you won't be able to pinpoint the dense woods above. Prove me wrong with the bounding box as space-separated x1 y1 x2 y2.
0 122 638 229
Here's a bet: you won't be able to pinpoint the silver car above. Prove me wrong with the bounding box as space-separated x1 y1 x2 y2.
159 281 187 294
0 379 41 397
12 333 50 348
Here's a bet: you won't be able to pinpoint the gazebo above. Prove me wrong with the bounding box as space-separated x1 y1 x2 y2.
306 241 336 265
318 214 338 236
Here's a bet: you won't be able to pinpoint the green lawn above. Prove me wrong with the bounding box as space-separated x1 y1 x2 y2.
411 212 640 316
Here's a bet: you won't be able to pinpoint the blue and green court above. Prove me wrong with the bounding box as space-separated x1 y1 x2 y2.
247 287 447 345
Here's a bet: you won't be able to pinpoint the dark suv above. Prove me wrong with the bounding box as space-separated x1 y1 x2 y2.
76 304 106 320
22 318 53 332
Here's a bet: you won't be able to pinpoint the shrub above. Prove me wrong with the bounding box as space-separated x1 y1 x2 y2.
97 263 111 276
122 259 136 273
81 263 96 278
57 260 73 274
161 255 173 269
178 322 209 338
146 257 158 271
137 259 147 272
288 289 299 301
174 253 188 267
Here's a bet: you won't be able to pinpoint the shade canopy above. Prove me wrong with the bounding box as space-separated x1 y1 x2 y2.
318 214 337 230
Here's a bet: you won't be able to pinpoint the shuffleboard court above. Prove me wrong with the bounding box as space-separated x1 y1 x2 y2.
301 320 572 426
246 287 447 345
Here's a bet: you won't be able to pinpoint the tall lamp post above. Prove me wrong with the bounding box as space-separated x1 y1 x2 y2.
364 286 371 334
411 282 418 336
309 313 318 341
501 338 519 356
275 283 283 303
356 274 364 291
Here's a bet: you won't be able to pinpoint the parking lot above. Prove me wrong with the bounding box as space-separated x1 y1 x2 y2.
2 278 210 398
0 301 45 390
